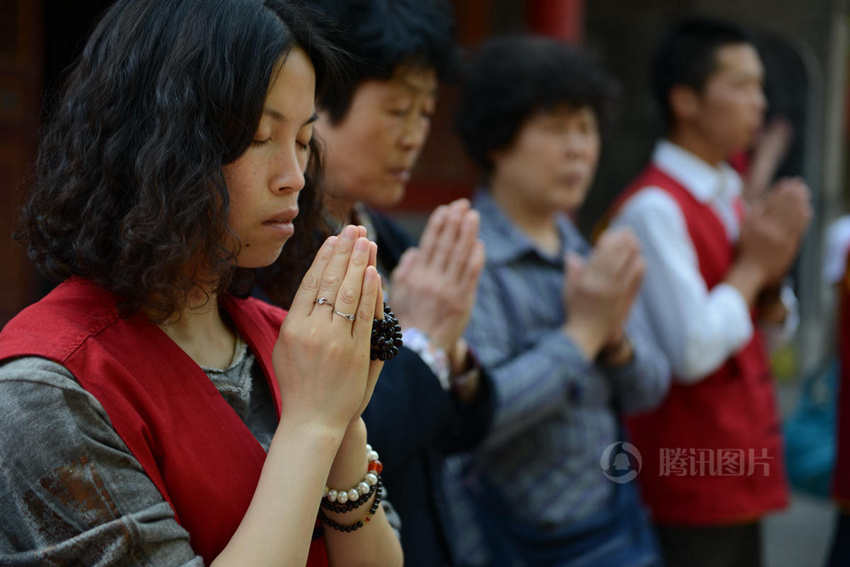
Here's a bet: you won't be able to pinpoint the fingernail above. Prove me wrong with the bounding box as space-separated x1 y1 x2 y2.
355 237 369 252
341 225 356 240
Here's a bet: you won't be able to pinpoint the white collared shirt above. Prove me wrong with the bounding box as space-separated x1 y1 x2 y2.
610 140 797 384
824 215 850 285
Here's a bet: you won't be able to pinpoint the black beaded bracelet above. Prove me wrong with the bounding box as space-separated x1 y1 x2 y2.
371 303 403 361
319 478 383 533
320 478 378 513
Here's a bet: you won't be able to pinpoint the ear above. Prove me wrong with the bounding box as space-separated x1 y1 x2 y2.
668 84 701 122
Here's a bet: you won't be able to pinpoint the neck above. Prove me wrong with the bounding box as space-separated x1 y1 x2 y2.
157 290 237 370
489 176 562 256
667 126 726 167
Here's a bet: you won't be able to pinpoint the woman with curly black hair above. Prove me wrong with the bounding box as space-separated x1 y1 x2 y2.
0 0 402 565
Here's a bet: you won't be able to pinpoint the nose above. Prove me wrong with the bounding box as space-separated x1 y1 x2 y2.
398 113 430 152
564 130 590 157
271 147 306 194
754 87 767 115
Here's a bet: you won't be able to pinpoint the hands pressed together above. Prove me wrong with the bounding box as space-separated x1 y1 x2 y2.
391 198 486 374
739 177 811 285
729 177 811 307
215 226 403 566
563 228 645 363
273 224 384 434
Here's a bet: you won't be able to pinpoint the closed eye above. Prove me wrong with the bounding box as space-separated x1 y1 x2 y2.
296 136 312 152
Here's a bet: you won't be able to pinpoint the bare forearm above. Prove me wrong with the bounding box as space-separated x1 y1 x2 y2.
212 420 343 567
323 419 403 566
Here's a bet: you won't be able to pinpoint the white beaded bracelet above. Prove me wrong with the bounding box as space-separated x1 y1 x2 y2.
323 444 383 507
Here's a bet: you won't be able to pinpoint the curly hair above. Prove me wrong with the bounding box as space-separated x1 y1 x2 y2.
456 35 619 177
295 0 458 124
17 0 344 322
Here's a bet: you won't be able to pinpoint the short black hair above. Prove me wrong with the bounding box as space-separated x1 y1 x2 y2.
18 0 343 322
653 17 755 125
456 35 618 176
297 0 458 124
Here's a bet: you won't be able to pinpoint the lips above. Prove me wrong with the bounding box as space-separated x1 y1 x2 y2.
263 208 299 225
387 168 411 183
560 171 586 185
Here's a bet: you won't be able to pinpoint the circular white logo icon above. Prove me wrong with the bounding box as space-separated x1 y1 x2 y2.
600 441 642 484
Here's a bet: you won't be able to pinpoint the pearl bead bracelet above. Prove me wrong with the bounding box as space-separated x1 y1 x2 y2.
322 444 382 513
319 476 383 533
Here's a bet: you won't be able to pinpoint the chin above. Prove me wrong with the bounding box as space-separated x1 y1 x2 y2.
237 248 287 270
557 188 588 212
368 183 406 209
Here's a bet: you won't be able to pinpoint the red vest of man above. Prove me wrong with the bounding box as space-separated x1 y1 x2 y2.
0 277 328 565
610 165 789 525
834 249 850 504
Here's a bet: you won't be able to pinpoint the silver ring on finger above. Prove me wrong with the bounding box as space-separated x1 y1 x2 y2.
316 297 334 308
333 308 356 322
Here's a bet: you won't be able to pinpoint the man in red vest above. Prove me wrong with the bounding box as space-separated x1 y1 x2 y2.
607 17 811 567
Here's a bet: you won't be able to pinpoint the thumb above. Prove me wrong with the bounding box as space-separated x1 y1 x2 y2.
391 247 419 282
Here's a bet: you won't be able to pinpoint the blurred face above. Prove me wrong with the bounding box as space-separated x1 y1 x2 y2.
318 66 437 209
223 47 317 268
691 43 766 154
490 105 601 217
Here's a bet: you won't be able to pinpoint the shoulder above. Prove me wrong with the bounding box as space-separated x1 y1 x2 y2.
0 279 143 369
0 356 108 418
614 186 684 227
0 356 85 391
0 356 115 469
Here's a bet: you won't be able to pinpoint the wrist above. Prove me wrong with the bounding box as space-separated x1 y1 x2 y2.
327 418 368 488
562 321 607 361
599 335 634 368
448 338 473 376
403 328 451 390
725 259 769 306
321 444 384 532
449 341 483 404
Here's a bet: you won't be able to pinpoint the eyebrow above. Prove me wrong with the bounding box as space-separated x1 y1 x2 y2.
398 79 438 98
263 108 319 126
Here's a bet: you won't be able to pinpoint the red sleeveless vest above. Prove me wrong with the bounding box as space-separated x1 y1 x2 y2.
834 250 850 504
611 165 789 524
0 277 328 565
